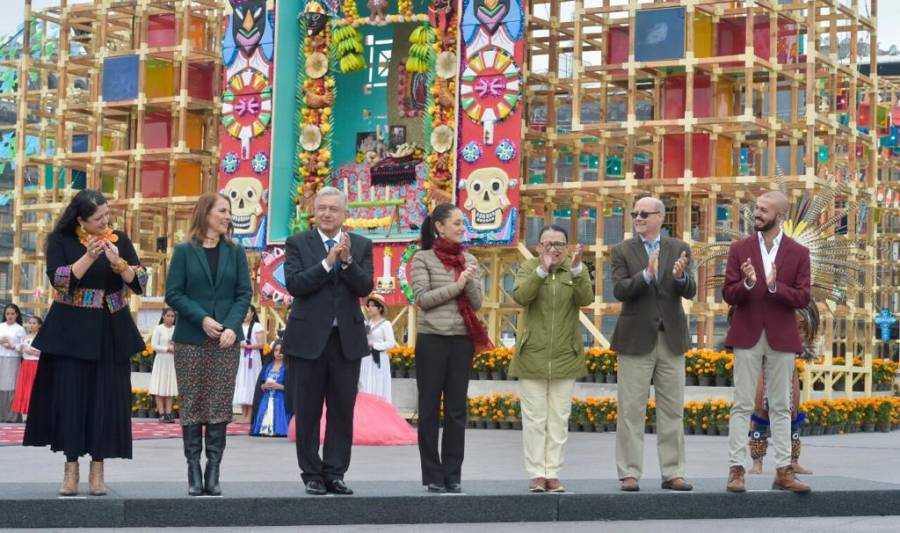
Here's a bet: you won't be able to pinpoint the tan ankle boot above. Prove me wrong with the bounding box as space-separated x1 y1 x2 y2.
772 466 811 493
59 461 79 496
89 461 107 496
726 465 746 493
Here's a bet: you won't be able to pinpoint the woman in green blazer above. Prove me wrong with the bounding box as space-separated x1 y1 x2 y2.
165 192 252 496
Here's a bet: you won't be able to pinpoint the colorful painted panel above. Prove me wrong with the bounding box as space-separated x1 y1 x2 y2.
333 162 427 242
219 0 275 250
371 243 418 307
259 246 293 306
457 0 524 245
634 7 685 62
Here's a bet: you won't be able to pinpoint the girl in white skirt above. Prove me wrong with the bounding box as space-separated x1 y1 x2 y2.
149 308 178 422
362 294 395 403
233 305 265 423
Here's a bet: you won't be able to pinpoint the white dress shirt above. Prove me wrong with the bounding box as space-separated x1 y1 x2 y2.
747 229 782 293
317 229 350 326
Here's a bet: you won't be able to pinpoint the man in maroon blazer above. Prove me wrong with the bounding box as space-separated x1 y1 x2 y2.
723 191 811 494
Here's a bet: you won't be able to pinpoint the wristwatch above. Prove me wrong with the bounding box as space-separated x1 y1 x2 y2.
341 255 353 266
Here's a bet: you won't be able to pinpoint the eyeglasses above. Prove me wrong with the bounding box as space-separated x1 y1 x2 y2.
540 241 567 251
630 211 660 219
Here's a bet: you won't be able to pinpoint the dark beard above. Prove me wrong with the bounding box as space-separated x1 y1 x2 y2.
755 218 776 233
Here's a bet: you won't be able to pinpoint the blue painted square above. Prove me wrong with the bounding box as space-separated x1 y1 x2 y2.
634 7 685 62
72 134 89 153
102 55 139 102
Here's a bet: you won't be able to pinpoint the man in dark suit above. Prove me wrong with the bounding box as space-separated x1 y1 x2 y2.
610 196 695 492
724 191 811 494
282 186 374 496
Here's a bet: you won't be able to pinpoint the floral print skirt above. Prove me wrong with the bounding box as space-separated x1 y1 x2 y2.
174 340 239 425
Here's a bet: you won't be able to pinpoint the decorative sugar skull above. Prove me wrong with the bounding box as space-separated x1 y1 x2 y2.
464 167 510 231
223 177 264 235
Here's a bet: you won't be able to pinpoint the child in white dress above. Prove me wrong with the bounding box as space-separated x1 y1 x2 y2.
361 294 396 403
149 308 178 422
233 305 265 423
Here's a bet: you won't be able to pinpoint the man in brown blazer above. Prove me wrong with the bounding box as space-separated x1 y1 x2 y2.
610 196 695 492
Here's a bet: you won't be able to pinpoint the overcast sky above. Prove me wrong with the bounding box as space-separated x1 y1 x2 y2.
3 1 900 50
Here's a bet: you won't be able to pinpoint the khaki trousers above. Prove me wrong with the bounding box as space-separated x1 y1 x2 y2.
616 331 686 481
729 332 794 468
519 378 576 479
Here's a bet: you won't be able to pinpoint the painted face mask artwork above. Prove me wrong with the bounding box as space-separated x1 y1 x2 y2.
306 11 327 37
230 0 267 57
464 167 510 231
223 177 264 235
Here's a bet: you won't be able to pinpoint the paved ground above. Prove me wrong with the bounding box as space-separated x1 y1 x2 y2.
1 425 898 485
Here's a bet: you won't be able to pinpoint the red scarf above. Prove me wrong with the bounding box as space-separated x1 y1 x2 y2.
431 238 494 353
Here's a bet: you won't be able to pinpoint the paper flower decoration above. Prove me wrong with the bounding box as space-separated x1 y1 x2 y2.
461 141 483 163
436 51 457 79
496 139 517 162
251 152 269 173
306 52 329 79
430 125 454 153
301 125 323 151
222 152 239 174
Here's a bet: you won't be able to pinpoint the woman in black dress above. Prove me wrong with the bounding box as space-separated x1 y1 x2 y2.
24 189 146 496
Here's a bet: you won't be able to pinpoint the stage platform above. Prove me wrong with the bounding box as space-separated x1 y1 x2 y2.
1 477 898 528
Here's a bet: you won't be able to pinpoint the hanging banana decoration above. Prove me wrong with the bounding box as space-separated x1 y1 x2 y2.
406 24 435 73
335 0 366 73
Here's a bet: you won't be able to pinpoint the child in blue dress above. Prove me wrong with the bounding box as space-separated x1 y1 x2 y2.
250 341 290 437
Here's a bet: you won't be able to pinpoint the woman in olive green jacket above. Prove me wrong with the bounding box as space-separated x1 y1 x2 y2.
510 225 593 493
165 192 252 497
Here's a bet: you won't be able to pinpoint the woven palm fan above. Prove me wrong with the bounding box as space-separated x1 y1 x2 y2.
695 165 872 358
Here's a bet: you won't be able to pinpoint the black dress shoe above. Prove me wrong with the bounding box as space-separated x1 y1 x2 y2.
305 480 327 495
445 483 462 494
426 483 445 493
326 479 354 495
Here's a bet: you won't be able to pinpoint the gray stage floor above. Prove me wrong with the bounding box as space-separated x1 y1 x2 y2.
2 425 899 485
1 427 898 528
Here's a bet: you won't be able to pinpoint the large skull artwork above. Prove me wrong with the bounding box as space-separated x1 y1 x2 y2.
464 167 510 231
223 177 264 235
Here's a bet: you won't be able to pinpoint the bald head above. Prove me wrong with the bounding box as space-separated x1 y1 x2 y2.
632 196 665 239
759 191 789 216
754 191 789 234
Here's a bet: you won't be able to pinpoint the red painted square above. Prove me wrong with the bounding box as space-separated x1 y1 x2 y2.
188 62 214 100
663 133 712 178
143 112 172 149
141 161 170 198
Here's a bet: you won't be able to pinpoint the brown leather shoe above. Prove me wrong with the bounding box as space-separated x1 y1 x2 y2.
726 465 746 493
772 466 811 493
546 478 566 493
89 461 107 496
661 477 693 491
529 477 547 493
620 477 640 492
59 461 79 496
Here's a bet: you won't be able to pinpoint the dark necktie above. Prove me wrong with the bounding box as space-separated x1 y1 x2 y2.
326 239 338 272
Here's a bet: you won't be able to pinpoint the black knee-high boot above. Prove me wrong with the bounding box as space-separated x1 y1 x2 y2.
182 424 204 496
203 422 227 495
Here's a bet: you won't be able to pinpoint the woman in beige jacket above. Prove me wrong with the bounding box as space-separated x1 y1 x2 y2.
410 203 489 494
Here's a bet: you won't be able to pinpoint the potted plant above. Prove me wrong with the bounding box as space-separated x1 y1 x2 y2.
877 399 892 432
583 349 603 382
140 342 155 372
645 399 656 434
684 350 701 386
569 399 586 432
713 353 733 387
862 399 878 432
